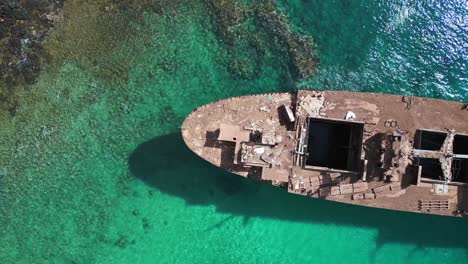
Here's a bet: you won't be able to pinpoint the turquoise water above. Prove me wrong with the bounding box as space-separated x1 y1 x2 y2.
0 0 467 263
280 0 467 99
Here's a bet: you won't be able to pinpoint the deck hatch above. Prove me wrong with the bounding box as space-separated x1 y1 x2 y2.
303 117 364 172
416 130 446 151
415 130 468 184
453 134 468 183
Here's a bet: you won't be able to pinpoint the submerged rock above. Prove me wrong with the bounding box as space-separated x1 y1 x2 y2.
208 0 319 81
114 235 135 248
142 217 152 230
0 0 64 114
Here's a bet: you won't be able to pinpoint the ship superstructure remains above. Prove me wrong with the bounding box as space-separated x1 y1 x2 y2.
182 90 468 216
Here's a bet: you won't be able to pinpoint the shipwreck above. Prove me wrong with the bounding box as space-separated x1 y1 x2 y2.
182 90 468 216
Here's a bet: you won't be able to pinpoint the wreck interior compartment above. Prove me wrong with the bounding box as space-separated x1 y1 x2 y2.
415 130 445 180
415 130 468 184
416 130 446 150
304 117 364 172
453 134 468 183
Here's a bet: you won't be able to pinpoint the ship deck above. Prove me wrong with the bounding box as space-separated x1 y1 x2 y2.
182 90 468 216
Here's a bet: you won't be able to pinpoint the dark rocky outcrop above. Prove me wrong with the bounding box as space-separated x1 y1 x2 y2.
0 0 319 116
0 0 64 114
207 0 319 81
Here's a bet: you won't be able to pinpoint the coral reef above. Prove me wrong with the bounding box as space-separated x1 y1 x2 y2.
253 0 319 80
0 1 321 262
0 0 320 116
0 0 63 93
208 0 319 80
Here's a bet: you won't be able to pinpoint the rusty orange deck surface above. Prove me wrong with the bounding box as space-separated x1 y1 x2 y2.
182 90 468 217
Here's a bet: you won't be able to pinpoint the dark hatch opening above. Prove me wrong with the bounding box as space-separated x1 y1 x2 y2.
414 130 446 181
454 135 468 155
304 118 364 172
453 135 468 183
419 158 443 180
416 130 446 150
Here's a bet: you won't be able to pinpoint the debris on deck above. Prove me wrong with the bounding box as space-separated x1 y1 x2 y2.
182 90 468 217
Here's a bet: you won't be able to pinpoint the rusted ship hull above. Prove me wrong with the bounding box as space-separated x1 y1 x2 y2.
181 90 468 217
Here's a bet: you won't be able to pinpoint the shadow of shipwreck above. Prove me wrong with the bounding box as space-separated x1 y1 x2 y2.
128 133 468 253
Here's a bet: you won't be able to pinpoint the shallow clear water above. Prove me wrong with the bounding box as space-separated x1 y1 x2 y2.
0 0 467 263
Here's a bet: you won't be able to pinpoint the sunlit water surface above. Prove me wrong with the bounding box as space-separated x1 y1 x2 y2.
0 0 467 263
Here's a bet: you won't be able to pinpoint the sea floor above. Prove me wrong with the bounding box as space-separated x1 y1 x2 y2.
0 0 467 263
